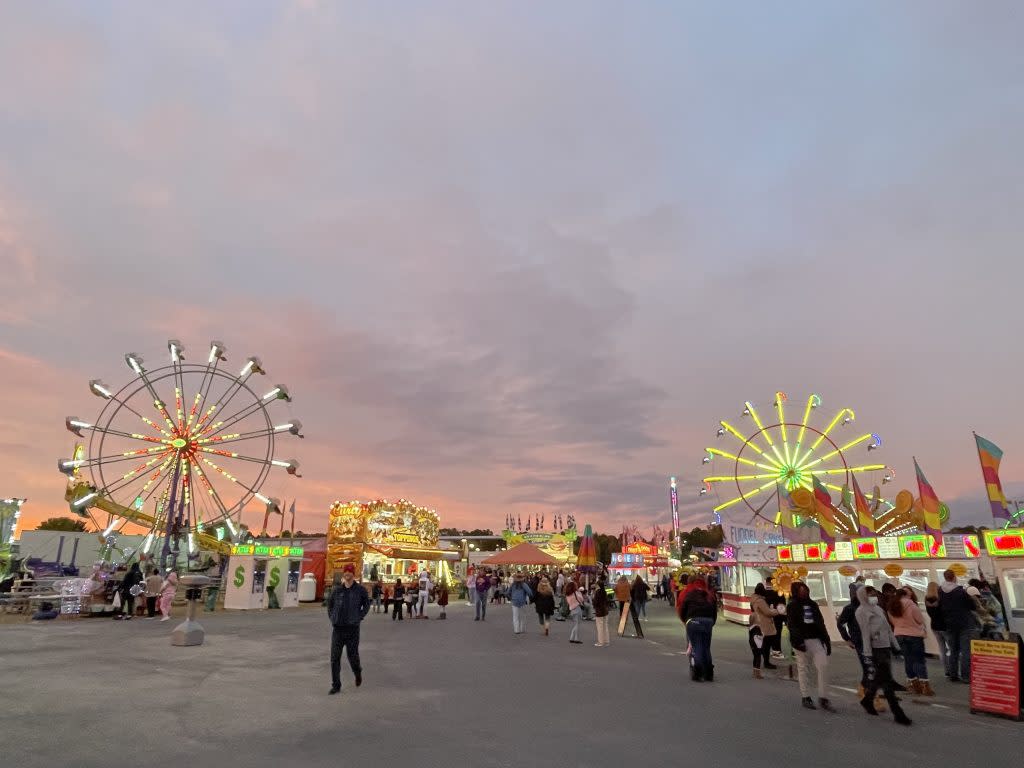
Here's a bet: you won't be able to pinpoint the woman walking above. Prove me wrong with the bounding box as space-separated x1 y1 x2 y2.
592 578 610 647
391 579 405 621
474 574 489 621
535 577 555 635
144 567 163 618
748 583 777 678
888 587 932 696
857 585 912 725
371 580 383 614
566 582 584 644
158 570 178 622
680 578 717 682
614 575 631 617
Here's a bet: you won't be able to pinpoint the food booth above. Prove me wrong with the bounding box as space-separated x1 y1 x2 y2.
718 534 991 654
327 499 450 582
500 529 578 566
983 528 1024 636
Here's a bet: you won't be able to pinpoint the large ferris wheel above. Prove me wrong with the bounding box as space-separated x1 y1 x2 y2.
701 392 909 535
59 340 302 567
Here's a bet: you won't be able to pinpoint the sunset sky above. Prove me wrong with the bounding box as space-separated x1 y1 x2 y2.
2 3 1023 539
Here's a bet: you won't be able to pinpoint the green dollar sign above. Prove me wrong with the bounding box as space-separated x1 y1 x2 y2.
233 565 245 588
269 566 280 589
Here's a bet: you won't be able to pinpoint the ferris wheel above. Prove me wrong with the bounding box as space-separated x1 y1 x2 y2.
59 340 303 566
701 392 903 534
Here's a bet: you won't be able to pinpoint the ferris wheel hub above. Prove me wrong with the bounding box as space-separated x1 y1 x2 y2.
171 438 187 449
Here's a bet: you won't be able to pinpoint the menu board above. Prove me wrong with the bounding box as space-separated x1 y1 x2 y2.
984 529 1024 557
970 639 1022 720
833 541 853 561
943 535 981 559
877 537 900 560
899 535 931 558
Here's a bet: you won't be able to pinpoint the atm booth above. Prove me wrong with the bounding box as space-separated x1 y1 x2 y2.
224 544 304 610
983 528 1024 636
720 534 991 655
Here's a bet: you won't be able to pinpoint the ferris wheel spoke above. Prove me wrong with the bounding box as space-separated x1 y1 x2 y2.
801 433 873 470
198 456 273 504
813 464 886 476
703 473 778 482
69 420 172 446
194 361 260 434
106 451 177 501
712 478 780 513
704 447 775 471
799 408 855 466
192 462 239 525
774 394 791 463
720 421 781 469
60 446 168 472
794 394 818 457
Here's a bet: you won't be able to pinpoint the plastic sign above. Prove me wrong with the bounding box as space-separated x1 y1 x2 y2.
969 638 1022 720
983 528 1024 557
777 546 793 562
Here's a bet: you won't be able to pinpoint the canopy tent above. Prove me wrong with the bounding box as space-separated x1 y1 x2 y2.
480 542 560 566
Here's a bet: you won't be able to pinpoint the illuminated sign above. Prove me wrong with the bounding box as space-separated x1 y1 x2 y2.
984 529 1024 557
804 544 823 562
389 527 422 546
790 544 806 562
852 538 879 559
899 535 930 559
230 544 304 558
777 546 793 562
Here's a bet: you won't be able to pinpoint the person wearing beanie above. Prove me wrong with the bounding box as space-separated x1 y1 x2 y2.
326 564 370 695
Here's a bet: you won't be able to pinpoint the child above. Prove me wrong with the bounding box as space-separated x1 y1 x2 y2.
404 583 417 617
436 583 449 619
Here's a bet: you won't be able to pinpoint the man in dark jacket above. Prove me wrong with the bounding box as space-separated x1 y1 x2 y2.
326 564 370 695
786 581 834 711
837 581 869 696
938 569 979 682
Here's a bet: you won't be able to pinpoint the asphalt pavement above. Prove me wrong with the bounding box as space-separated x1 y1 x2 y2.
2 597 1019 768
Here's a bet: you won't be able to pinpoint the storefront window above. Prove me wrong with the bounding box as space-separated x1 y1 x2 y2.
827 571 850 605
804 572 826 602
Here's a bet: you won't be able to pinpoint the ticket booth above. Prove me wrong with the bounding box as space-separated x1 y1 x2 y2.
224 544 269 610
268 551 304 609
983 528 1024 636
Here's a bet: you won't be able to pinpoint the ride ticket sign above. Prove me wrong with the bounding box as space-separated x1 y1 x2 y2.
969 638 1022 720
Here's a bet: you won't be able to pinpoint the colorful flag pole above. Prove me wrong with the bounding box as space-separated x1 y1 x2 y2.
811 476 839 554
974 433 1012 528
913 457 944 551
850 474 876 536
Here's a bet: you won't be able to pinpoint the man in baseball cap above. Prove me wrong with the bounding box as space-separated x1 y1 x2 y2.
326 563 370 695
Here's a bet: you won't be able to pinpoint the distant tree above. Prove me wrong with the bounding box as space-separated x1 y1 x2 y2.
947 525 983 534
280 530 291 538
439 527 462 537
466 529 494 537
36 517 87 532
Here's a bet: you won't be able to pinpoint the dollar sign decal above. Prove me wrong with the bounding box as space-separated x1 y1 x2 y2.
269 566 280 589
233 565 245 588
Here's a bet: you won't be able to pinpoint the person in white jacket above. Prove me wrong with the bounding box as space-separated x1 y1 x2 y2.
416 572 433 619
855 586 911 726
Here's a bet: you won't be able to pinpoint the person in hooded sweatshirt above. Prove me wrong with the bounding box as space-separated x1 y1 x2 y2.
786 580 834 711
837 581 869 699
856 585 911 725
937 569 979 682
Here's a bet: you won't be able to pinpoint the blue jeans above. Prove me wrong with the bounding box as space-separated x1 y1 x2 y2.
897 635 928 680
686 617 714 671
944 625 978 680
475 596 487 620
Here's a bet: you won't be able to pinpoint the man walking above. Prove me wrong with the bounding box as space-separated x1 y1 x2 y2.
507 572 533 634
786 580 834 711
326 564 369 695
938 568 980 682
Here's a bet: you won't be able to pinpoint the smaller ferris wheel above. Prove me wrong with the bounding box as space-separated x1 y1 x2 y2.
59 340 302 567
700 392 905 534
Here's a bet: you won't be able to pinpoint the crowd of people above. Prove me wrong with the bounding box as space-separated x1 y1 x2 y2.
324 560 1011 723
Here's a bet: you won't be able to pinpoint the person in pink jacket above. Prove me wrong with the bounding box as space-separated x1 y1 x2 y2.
887 586 932 696
159 571 178 622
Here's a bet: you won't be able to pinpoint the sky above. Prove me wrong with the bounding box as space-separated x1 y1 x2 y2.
2 2 1024 540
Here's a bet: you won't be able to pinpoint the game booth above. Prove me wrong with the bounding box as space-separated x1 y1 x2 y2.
224 544 304 610
327 499 454 582
608 541 673 584
984 528 1024 637
717 533 992 653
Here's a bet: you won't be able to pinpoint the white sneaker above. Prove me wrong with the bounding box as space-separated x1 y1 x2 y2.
160 616 170 622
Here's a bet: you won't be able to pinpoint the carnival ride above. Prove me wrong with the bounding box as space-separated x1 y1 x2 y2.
701 392 917 536
58 340 302 568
